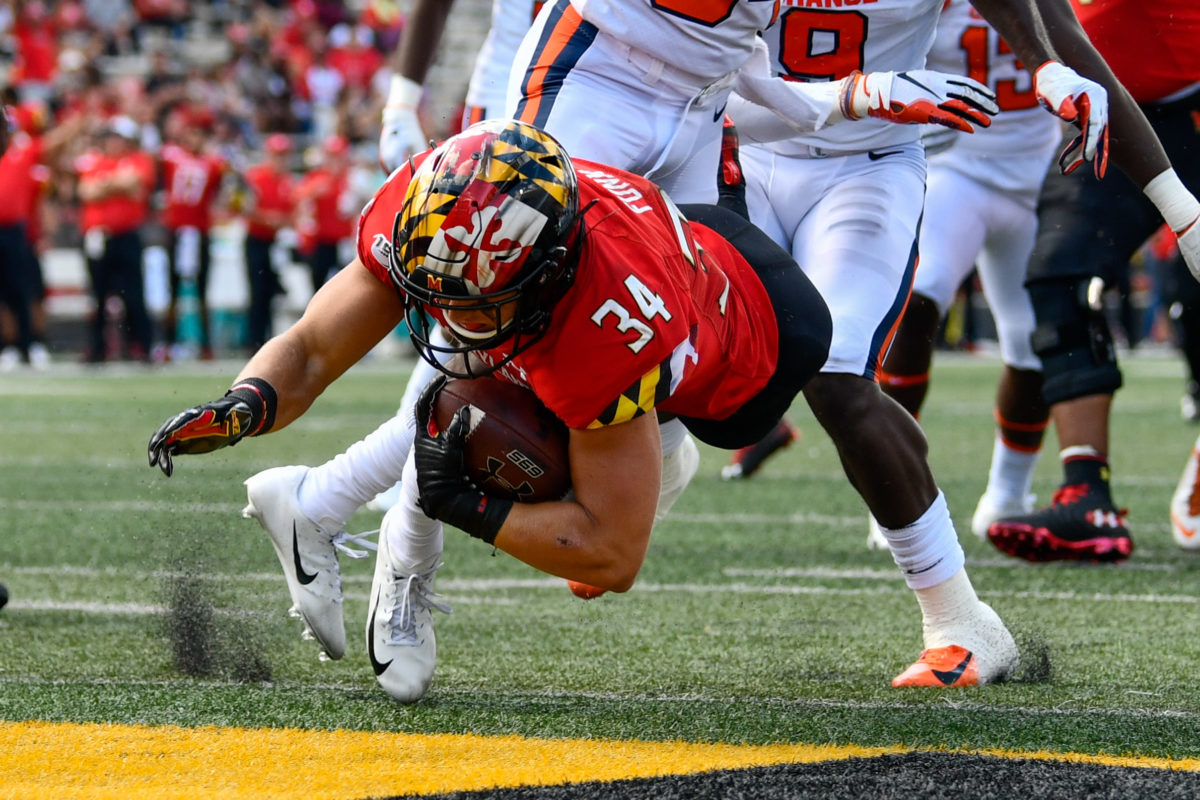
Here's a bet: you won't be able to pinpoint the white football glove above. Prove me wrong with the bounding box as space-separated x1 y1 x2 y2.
841 70 998 132
379 75 427 173
1034 61 1109 178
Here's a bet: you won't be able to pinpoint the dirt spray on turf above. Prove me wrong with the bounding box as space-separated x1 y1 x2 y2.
160 537 272 683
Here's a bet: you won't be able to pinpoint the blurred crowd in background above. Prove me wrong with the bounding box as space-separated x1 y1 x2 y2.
0 0 475 368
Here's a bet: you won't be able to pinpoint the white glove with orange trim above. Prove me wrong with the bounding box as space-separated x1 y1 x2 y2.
840 70 998 132
1034 61 1109 178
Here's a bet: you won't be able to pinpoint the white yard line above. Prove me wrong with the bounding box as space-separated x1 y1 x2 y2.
7 567 1197 605
0 674 1193 721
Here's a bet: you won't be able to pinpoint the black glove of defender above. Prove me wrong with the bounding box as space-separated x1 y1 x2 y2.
412 375 512 543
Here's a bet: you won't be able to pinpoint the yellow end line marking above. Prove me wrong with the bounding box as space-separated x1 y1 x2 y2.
1 721 1196 800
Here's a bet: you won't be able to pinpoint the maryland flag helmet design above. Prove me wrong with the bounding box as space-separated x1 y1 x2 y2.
390 119 582 377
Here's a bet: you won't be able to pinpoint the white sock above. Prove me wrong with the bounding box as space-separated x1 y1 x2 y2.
881 490 965 590
983 435 1039 501
382 450 444 571
297 407 416 527
914 567 979 637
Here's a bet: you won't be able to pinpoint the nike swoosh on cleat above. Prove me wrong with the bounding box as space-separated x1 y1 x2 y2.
868 150 903 160
930 651 974 685
292 523 318 586
713 101 727 122
368 601 392 675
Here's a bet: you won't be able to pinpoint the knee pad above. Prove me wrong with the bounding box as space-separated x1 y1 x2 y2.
1028 277 1123 405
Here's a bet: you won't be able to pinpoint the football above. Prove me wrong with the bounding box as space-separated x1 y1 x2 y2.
433 377 571 503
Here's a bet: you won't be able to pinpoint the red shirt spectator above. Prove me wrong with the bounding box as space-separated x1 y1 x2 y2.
0 132 43 226
12 10 59 86
294 135 356 245
327 25 384 91
243 135 297 240
76 122 156 234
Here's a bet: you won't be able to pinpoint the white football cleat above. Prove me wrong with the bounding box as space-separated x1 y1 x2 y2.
970 491 1035 540
243 465 375 660
1170 434 1200 551
367 533 450 704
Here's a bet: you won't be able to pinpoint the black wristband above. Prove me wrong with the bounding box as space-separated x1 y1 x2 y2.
226 377 278 436
442 491 513 545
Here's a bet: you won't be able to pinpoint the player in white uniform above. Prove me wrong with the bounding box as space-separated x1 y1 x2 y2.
871 0 1063 546
506 0 779 204
725 0 1023 687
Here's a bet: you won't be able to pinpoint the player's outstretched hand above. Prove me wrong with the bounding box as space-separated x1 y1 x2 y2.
1034 61 1109 178
412 375 512 543
842 70 998 132
379 76 427 173
147 397 256 477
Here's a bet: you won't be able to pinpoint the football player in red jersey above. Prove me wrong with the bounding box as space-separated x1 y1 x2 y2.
979 0 1200 561
294 134 357 293
240 134 297 354
159 112 228 360
147 120 833 700
75 117 158 363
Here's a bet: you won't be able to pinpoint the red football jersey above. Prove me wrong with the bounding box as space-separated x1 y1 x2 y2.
243 163 296 239
357 156 780 430
0 132 42 226
296 167 356 243
75 150 156 234
160 144 226 231
1070 0 1200 103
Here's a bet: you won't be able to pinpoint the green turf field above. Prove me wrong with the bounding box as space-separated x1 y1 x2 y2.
2 352 1198 765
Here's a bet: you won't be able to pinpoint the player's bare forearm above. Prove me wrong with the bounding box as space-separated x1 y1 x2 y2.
393 0 456 82
235 260 406 430
976 0 1170 186
493 415 662 591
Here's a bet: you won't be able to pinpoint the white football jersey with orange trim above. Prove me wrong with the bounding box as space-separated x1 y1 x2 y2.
758 0 944 155
924 0 1060 198
466 0 541 116
571 0 779 81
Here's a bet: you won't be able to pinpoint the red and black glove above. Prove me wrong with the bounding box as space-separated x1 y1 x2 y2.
147 378 276 476
412 375 512 544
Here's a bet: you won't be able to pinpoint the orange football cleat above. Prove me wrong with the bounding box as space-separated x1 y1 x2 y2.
892 645 979 688
567 580 607 600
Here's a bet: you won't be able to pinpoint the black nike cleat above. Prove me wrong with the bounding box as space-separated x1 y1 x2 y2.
987 483 1133 562
721 418 800 480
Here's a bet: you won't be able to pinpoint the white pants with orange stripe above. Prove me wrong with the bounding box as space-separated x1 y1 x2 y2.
506 11 729 205
913 162 1042 371
741 141 927 379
